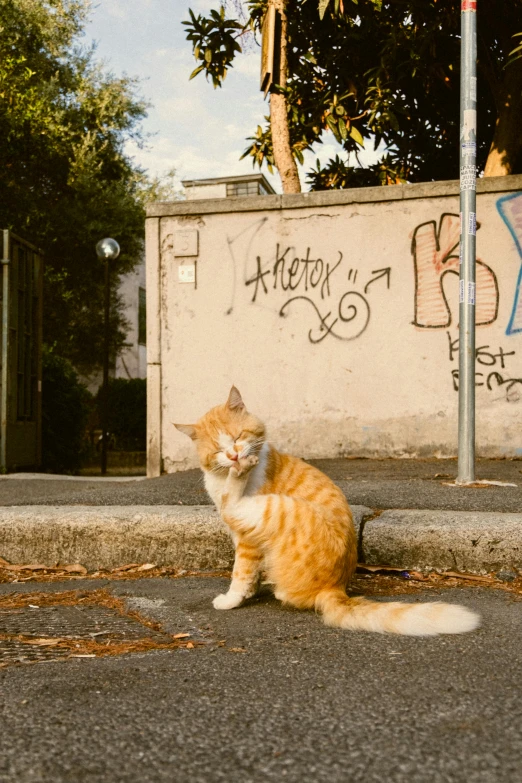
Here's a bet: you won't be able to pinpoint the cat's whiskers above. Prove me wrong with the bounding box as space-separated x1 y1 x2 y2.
240 438 265 458
209 463 228 476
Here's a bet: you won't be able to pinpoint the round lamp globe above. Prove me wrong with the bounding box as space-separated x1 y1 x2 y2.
96 238 120 260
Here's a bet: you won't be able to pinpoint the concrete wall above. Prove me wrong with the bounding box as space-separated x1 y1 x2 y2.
146 176 522 475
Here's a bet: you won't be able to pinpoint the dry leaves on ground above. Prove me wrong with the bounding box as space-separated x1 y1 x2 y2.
1 559 520 596
0 560 232 583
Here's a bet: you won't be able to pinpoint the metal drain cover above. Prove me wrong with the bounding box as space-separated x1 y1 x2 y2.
0 590 192 668
0 606 165 641
0 638 72 664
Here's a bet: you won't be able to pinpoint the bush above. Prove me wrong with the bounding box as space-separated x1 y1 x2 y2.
41 350 92 474
96 378 146 451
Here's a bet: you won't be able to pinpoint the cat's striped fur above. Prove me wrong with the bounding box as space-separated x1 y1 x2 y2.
176 387 480 636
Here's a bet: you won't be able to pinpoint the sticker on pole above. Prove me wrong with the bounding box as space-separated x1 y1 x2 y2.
461 0 476 10
467 282 476 305
460 165 476 191
460 279 465 303
460 110 476 142
468 212 477 235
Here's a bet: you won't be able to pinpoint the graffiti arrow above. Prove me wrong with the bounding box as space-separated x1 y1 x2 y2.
364 267 391 294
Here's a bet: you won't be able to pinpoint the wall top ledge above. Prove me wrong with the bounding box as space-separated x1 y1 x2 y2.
146 174 522 219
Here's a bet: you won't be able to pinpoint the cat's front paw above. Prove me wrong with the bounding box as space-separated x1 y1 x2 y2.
212 592 244 610
236 454 259 477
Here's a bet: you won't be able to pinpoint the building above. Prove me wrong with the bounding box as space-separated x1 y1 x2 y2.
80 256 146 395
182 173 276 201
115 257 147 381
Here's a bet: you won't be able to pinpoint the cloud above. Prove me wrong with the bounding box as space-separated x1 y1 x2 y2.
233 53 262 79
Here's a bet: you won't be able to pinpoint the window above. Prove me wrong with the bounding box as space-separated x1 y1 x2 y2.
226 181 261 197
138 287 146 345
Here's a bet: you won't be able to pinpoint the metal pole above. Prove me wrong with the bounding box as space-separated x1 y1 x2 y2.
95 238 119 476
1 231 10 472
457 0 477 484
101 258 110 476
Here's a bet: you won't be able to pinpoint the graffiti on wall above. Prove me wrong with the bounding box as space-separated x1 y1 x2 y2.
229 229 392 343
447 332 522 402
411 213 499 328
223 204 521 389
497 192 522 335
246 246 391 344
411 205 522 399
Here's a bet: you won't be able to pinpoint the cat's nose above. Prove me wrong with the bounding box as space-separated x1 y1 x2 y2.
228 452 238 461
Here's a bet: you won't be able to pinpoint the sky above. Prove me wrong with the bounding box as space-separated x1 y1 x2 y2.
83 0 378 194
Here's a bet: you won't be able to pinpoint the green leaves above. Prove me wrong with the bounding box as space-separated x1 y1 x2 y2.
318 0 331 20
186 0 522 187
349 125 364 146
306 152 405 191
322 92 365 148
506 31 522 68
189 64 205 80
241 121 276 173
319 0 380 20
183 6 243 88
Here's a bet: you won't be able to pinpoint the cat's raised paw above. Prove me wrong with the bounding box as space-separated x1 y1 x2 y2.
235 454 259 476
212 592 244 610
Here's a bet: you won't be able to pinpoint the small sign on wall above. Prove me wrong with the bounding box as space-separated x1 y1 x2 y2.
174 230 199 257
178 263 196 284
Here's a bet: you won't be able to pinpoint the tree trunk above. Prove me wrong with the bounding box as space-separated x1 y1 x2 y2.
484 60 522 176
270 0 301 193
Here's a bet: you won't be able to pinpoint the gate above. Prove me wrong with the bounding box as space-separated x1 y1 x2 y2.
1 231 43 471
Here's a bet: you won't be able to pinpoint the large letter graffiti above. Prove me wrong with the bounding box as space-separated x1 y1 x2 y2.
412 213 498 328
497 192 522 336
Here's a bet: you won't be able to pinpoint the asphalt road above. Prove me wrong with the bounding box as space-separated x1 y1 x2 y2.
0 458 520 511
0 576 521 782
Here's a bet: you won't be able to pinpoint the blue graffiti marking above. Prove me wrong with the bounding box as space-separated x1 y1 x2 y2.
497 192 522 335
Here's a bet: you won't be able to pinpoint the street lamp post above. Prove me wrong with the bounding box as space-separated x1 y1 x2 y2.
96 238 120 476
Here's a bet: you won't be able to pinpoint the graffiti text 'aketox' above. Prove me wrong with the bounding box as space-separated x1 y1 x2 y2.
244 244 389 344
245 244 341 303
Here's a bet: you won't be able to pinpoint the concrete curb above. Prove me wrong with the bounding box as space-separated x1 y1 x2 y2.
0 505 370 572
0 505 520 574
362 509 522 574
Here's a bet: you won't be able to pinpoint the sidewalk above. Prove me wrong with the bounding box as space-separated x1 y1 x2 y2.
0 458 520 575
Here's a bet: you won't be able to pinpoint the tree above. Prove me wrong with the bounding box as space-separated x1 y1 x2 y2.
185 0 301 193
267 0 301 193
184 0 522 189
0 0 150 372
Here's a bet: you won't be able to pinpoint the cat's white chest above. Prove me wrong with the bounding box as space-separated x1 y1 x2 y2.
203 471 227 508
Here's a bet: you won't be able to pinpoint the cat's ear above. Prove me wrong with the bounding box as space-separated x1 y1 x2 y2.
227 385 246 412
174 423 197 440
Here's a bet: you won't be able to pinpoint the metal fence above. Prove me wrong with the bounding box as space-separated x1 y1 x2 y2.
1 231 43 471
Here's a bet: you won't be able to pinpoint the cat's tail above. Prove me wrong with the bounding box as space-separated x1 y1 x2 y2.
315 588 480 636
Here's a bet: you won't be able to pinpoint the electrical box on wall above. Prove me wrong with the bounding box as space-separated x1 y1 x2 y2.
178 263 196 284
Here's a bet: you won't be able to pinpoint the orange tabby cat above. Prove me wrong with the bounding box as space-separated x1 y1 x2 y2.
176 387 480 636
